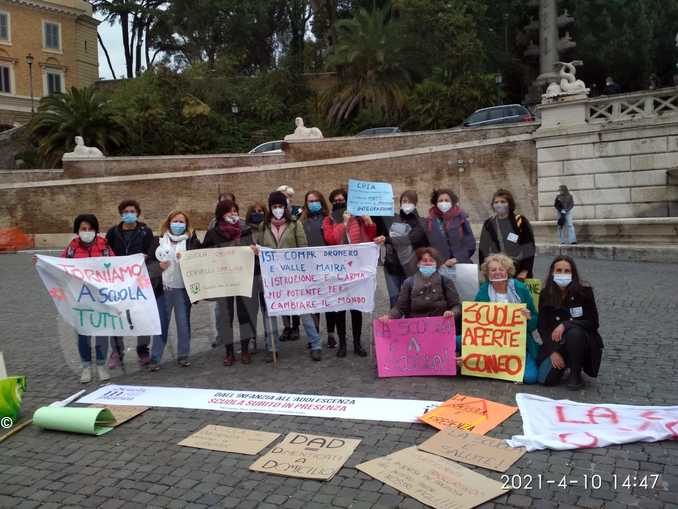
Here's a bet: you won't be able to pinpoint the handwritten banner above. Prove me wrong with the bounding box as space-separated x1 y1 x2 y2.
179 246 254 303
373 317 456 378
259 243 379 316
419 394 517 435
460 301 527 382
507 393 678 451
347 178 394 216
524 278 541 309
36 254 161 335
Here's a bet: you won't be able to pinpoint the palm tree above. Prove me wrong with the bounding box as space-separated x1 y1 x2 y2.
321 5 412 126
31 87 127 167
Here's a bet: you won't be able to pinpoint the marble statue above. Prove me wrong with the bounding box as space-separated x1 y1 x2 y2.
62 136 104 159
543 60 589 99
283 117 323 141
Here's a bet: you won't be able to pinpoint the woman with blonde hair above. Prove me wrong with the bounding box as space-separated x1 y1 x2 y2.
457 253 540 384
148 210 201 370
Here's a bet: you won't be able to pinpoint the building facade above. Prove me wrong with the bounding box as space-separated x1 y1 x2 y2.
0 0 98 127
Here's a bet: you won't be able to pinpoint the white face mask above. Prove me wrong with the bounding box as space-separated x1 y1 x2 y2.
79 231 96 243
225 215 239 224
553 274 572 287
401 203 416 214
437 202 452 213
272 207 285 219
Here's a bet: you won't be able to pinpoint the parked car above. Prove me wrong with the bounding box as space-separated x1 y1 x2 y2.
356 127 401 137
248 140 283 154
462 105 534 128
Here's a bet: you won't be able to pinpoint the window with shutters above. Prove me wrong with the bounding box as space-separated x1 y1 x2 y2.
0 65 11 93
0 12 10 43
43 21 61 50
46 71 63 94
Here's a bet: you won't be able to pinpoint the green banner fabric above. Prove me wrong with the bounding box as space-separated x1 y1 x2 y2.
33 407 115 435
0 376 27 422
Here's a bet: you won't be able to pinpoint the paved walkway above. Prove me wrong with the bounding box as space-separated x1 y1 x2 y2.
0 253 677 509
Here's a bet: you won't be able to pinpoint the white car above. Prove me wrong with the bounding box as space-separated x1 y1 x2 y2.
248 140 283 154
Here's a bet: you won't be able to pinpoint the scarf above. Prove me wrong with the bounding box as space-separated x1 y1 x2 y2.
488 278 521 304
217 218 241 242
427 205 465 237
167 232 189 243
271 217 288 244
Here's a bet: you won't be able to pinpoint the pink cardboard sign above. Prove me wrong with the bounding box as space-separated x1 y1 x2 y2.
373 316 456 378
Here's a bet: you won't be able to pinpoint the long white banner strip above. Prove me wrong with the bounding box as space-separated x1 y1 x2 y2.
78 384 441 423
507 393 678 451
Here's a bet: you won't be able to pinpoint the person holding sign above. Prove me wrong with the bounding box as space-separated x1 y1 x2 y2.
149 211 201 370
537 256 603 390
54 214 114 383
255 191 323 363
379 247 460 321
458 254 540 384
323 188 385 358
300 190 339 349
478 189 536 279
423 189 476 279
202 200 256 366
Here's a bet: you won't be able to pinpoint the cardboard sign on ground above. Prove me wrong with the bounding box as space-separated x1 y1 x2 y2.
418 427 526 472
356 446 507 509
178 425 280 455
249 432 361 480
89 405 148 427
419 393 517 435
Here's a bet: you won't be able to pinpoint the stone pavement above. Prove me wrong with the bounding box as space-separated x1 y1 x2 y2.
0 253 677 509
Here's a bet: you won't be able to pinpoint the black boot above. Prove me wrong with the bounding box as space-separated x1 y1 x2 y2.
353 339 367 357
566 367 584 390
337 337 347 358
280 327 291 342
289 326 300 341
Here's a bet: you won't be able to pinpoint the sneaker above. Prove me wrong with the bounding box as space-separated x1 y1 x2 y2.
310 350 322 362
107 352 121 370
138 352 151 366
178 359 191 367
80 367 92 384
96 365 110 382
148 363 160 372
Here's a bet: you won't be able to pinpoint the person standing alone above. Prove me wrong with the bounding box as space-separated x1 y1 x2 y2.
555 185 576 245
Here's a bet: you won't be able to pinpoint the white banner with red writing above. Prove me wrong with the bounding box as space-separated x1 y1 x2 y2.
259 243 379 316
36 254 161 336
507 393 678 451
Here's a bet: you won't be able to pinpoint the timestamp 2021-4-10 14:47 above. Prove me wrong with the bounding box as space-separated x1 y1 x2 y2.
501 473 662 491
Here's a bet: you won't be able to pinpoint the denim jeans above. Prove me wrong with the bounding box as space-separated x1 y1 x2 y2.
559 209 577 244
300 314 321 351
152 287 192 363
78 335 108 367
384 272 406 307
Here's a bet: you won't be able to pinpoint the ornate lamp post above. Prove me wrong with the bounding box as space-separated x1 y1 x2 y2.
25 53 34 113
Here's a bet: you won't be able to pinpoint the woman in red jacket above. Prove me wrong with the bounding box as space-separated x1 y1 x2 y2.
322 188 384 357
62 214 115 383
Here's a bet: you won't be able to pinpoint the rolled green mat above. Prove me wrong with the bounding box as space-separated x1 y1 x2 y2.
0 376 27 422
33 407 115 435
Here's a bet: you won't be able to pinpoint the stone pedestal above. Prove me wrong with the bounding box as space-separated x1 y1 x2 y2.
537 93 588 129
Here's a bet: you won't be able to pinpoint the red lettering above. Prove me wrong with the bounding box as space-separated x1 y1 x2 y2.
462 353 523 376
637 411 664 431
556 405 591 424
558 432 599 448
586 406 619 425
665 421 678 439
462 327 477 346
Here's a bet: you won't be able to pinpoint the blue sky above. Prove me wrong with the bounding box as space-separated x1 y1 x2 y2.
96 15 128 80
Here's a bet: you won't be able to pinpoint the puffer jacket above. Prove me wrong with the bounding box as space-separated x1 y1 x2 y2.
61 236 114 258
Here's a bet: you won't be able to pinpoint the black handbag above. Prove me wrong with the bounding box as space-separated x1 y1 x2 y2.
557 214 566 227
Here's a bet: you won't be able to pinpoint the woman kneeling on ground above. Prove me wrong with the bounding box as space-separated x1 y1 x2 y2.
380 247 460 321
537 256 603 390
459 253 540 384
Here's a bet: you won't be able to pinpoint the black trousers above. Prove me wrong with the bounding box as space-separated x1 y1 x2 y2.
327 310 362 343
543 326 589 386
312 313 338 336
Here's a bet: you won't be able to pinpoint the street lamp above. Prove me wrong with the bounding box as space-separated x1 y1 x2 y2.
495 73 503 105
231 101 239 115
25 53 34 113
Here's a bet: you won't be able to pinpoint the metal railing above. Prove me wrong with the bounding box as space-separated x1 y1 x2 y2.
586 86 678 123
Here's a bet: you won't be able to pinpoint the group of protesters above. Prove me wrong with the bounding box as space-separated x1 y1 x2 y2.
48 183 602 391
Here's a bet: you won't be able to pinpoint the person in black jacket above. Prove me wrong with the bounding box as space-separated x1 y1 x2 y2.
375 190 429 306
105 199 155 368
537 256 604 390
478 189 535 279
202 199 256 366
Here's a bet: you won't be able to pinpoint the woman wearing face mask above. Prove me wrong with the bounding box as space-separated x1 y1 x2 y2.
202 200 256 366
254 191 323 363
376 190 429 307
537 256 603 390
60 214 115 383
300 190 338 349
148 211 201 371
379 248 460 321
460 254 539 384
424 189 476 279
479 189 536 280
323 188 385 358
241 202 268 353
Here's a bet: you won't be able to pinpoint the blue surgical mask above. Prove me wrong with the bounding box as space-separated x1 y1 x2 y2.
170 222 186 235
553 274 572 287
308 202 322 214
121 212 138 224
419 265 436 278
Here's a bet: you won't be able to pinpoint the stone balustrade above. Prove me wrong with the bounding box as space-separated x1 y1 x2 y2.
587 86 678 123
